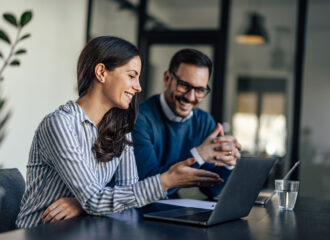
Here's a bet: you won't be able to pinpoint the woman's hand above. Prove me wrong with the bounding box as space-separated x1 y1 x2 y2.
42 197 83 224
160 158 224 192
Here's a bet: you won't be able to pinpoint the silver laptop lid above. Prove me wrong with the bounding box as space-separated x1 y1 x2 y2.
208 157 275 225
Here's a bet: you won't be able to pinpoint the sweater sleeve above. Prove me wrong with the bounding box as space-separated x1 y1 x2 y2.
132 112 172 179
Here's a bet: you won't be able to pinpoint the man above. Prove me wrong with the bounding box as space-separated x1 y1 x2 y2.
132 49 241 199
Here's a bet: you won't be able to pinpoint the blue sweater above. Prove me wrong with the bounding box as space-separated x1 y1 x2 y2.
132 95 231 197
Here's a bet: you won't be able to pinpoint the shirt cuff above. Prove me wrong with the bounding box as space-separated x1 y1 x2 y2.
133 174 167 207
190 147 235 170
225 165 235 170
190 147 205 166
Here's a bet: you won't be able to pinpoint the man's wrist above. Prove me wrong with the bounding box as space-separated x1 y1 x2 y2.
190 148 205 166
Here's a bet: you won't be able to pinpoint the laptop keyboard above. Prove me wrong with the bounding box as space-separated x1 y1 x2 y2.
175 210 212 222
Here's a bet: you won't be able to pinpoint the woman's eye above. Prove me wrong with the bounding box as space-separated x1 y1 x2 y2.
129 75 135 79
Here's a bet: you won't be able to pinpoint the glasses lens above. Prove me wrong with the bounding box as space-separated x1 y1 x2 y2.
195 88 207 98
176 81 190 93
172 73 210 98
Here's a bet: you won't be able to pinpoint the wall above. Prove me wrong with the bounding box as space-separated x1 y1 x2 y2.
0 0 87 177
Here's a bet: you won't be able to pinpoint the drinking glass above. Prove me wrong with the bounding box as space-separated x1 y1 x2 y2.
275 179 299 211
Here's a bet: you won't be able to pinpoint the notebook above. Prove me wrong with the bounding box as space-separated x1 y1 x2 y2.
143 157 275 226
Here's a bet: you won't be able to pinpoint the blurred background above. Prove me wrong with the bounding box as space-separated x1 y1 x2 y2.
0 0 329 200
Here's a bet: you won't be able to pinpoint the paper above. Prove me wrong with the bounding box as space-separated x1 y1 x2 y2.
156 198 216 210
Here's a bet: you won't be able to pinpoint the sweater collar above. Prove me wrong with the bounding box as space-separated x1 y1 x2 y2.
159 93 193 122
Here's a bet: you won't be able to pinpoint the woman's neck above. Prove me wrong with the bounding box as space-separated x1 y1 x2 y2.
76 91 112 126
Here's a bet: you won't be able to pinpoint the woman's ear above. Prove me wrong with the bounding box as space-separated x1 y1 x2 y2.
95 63 106 83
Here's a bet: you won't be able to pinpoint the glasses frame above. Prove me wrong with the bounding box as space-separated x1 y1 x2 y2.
170 72 211 99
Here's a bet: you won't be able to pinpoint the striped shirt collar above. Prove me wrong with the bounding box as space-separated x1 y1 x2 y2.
159 93 193 122
60 100 96 126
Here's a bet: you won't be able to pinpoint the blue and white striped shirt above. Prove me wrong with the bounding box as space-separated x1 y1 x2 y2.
16 101 167 228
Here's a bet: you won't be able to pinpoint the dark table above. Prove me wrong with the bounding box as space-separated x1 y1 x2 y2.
1 197 329 240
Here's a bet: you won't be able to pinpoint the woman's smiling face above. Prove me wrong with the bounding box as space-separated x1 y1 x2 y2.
102 56 142 110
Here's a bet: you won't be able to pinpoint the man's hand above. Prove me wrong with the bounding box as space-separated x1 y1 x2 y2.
196 123 242 167
42 197 83 224
160 158 224 192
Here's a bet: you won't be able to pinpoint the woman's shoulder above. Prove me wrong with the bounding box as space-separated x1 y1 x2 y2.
37 101 80 133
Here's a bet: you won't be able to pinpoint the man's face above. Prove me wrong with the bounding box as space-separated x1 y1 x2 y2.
163 63 209 118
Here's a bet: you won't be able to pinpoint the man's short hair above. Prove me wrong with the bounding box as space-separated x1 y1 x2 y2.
168 49 212 78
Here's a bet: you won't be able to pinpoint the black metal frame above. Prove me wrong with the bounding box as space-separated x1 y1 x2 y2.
290 0 308 179
86 0 93 43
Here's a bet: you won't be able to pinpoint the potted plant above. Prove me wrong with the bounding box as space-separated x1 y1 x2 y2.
0 10 32 206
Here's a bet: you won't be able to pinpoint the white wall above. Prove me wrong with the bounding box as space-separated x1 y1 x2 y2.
0 0 87 177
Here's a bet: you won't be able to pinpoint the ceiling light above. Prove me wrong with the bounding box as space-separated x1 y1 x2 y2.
236 13 269 45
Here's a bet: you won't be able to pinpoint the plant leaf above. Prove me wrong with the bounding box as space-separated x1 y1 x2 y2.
15 49 27 55
3 13 18 27
0 99 5 110
19 33 30 41
20 11 32 27
0 111 11 132
10 60 20 66
0 29 11 44
0 133 5 145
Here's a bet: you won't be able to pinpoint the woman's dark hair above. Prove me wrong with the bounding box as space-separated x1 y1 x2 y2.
168 49 212 77
77 36 141 162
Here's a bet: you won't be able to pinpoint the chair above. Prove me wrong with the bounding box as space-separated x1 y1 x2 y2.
0 168 25 233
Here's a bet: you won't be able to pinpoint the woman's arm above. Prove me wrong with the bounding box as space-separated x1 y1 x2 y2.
39 115 167 216
114 134 139 186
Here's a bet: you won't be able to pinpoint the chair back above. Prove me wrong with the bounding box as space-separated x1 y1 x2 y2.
0 168 25 233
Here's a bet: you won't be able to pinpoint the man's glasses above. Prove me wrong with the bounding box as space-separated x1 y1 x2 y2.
171 72 211 99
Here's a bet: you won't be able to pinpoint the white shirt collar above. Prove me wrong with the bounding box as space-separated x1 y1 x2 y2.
159 93 193 122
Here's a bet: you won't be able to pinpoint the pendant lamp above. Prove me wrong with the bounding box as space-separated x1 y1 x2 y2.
236 13 269 45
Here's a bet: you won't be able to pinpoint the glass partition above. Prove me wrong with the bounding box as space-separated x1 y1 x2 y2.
146 0 220 30
223 0 298 178
299 0 330 200
90 0 138 44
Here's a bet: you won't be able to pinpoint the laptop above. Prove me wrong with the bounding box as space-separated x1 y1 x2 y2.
144 157 275 226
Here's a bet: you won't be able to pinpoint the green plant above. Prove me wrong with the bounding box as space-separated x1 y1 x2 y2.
0 11 32 145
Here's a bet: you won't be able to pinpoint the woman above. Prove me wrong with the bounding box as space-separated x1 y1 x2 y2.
16 36 222 228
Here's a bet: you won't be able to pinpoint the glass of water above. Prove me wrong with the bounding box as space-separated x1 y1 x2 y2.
275 179 299 211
